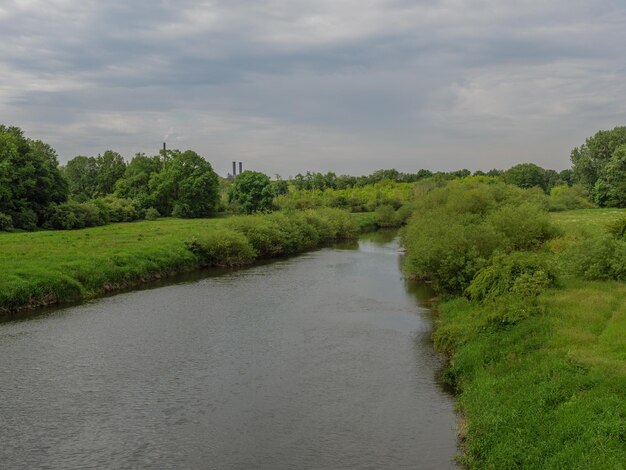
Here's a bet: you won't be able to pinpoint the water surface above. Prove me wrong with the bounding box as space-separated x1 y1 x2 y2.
0 233 457 469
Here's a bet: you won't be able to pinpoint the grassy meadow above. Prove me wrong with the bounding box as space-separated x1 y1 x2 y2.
0 209 369 314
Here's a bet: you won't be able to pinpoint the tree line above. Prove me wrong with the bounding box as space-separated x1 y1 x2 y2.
0 125 222 231
1 123 625 231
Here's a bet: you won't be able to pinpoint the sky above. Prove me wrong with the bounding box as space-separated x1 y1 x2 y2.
1 0 626 177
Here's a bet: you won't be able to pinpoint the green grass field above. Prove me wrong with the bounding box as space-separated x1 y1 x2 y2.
434 208 626 469
0 211 374 314
551 208 626 235
0 218 222 312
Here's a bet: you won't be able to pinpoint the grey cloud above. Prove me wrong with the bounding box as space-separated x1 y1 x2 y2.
1 0 625 175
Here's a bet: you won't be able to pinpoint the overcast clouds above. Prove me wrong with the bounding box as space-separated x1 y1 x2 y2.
1 0 625 176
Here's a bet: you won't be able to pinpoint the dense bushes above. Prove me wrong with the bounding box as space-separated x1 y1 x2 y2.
275 180 414 213
548 184 594 211
561 234 626 281
466 252 556 302
41 197 142 230
401 179 560 294
186 209 357 267
187 229 256 267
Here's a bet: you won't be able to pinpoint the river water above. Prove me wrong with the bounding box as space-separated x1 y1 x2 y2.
0 232 458 469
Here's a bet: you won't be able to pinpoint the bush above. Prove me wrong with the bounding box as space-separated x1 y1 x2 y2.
226 215 290 257
93 196 140 223
0 212 13 231
375 204 397 227
402 180 559 294
486 203 559 251
12 208 38 231
44 201 107 230
225 208 358 258
548 184 594 211
402 213 504 293
144 207 160 220
466 252 556 301
561 234 626 280
479 293 543 327
186 229 256 267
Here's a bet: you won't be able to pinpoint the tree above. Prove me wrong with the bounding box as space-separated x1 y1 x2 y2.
114 153 163 206
95 150 126 195
63 156 99 200
502 163 547 191
149 150 219 217
593 144 626 207
0 125 68 229
228 171 274 213
571 126 626 191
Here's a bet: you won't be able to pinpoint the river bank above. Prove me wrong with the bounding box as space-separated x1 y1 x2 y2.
400 180 626 468
0 209 376 316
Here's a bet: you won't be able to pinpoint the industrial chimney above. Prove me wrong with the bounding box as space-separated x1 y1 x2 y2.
232 161 237 176
239 162 243 174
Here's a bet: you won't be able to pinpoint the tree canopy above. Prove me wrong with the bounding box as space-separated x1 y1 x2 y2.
228 171 274 213
0 125 67 229
571 126 626 206
149 150 220 217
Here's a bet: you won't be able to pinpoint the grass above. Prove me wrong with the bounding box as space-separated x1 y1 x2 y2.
550 208 626 235
0 209 364 314
430 208 626 469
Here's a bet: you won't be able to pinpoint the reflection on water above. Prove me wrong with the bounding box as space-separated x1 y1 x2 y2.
0 233 458 469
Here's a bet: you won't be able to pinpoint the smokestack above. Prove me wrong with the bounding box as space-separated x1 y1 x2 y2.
239 162 243 174
232 161 237 176
162 142 166 160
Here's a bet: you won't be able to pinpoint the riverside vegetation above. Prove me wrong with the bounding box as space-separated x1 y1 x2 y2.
401 179 626 469
0 208 363 314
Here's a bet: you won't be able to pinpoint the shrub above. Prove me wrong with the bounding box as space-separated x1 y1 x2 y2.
225 208 358 258
93 196 140 223
144 207 160 221
186 229 256 267
466 252 556 301
486 203 559 251
548 184 594 211
226 215 290 257
0 212 13 231
12 208 38 231
43 201 107 230
402 213 504 293
561 234 626 280
375 204 397 227
479 293 543 327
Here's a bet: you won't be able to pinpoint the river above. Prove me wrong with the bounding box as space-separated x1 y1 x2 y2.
0 232 458 469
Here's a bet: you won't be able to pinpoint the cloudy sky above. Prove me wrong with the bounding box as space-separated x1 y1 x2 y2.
1 0 625 176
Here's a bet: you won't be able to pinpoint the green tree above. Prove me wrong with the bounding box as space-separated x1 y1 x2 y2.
571 126 626 191
63 156 99 200
114 153 163 206
593 144 626 207
502 163 547 191
149 150 219 217
95 150 126 195
0 125 67 229
228 171 274 214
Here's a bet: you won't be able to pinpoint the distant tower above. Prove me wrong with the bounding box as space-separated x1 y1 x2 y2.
232 161 237 176
239 162 243 174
